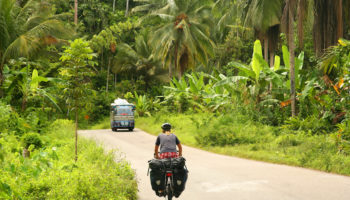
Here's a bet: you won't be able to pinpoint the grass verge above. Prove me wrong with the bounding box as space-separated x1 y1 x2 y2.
135 113 350 176
0 119 137 199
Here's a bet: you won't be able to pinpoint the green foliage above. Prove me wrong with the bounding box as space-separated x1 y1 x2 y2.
196 113 273 146
137 113 350 175
4 65 61 112
147 0 216 75
283 115 333 135
0 119 137 199
320 38 350 78
0 101 11 133
22 132 43 149
59 38 97 116
90 19 138 53
0 0 71 65
133 92 155 117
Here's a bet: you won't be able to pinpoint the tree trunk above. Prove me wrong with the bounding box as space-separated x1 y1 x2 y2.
313 0 338 56
264 38 269 63
289 0 296 117
269 52 275 92
336 0 343 39
114 73 117 90
74 0 78 25
75 108 78 162
22 148 30 158
0 63 3 86
21 96 27 112
169 63 173 79
106 58 111 93
174 43 179 78
113 0 116 12
125 0 130 16
297 0 306 49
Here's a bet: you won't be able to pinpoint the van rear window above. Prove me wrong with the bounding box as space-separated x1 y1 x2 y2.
116 105 133 116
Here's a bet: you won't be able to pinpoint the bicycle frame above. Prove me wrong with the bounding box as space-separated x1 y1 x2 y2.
165 169 174 200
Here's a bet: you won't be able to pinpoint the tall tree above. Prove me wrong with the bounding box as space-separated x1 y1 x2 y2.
282 0 297 116
0 0 70 84
244 0 283 65
147 0 216 78
113 30 167 82
131 0 169 13
125 0 130 16
313 0 349 56
59 39 97 162
74 0 78 24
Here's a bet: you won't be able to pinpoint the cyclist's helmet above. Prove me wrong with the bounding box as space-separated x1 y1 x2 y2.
161 123 171 131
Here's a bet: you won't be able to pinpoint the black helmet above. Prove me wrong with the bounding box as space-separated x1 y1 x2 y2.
161 123 171 131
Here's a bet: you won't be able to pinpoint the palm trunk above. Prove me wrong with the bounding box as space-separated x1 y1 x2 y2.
0 61 3 86
264 38 269 63
297 0 306 49
175 43 179 78
269 52 275 92
289 0 296 117
169 63 173 78
75 108 78 162
125 0 130 16
114 73 117 90
336 0 343 39
21 96 27 112
74 0 78 25
106 58 111 93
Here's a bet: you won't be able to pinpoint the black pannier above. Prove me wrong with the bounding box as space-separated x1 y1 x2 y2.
148 157 188 197
149 159 164 170
171 157 186 169
173 167 188 197
150 169 166 195
153 157 185 169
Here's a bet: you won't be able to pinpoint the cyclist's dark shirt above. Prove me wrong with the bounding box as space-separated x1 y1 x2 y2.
155 133 180 153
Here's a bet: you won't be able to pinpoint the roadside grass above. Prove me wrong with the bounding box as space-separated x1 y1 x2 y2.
135 113 350 176
89 117 110 129
0 119 138 199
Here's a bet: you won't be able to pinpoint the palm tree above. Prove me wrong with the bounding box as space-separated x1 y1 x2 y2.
313 0 350 56
212 0 245 43
0 0 70 84
281 0 297 116
147 0 216 78
131 0 168 13
74 0 78 24
244 0 283 66
113 30 167 82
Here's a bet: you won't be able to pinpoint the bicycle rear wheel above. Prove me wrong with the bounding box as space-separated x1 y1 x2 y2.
166 183 173 200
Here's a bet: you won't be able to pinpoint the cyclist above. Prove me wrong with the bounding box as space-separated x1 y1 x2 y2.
154 123 182 159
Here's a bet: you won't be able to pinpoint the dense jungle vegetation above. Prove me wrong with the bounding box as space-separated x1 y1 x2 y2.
1 0 350 198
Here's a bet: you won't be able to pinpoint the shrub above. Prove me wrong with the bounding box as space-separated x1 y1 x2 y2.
22 133 43 149
196 113 275 146
0 102 11 133
275 134 303 147
283 115 333 135
0 119 137 199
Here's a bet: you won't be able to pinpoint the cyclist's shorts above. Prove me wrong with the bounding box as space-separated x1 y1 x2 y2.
159 152 179 159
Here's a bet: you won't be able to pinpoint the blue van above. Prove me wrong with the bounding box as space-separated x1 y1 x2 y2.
110 99 135 131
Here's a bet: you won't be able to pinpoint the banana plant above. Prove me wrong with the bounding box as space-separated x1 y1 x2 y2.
5 66 61 112
222 40 286 103
133 92 151 117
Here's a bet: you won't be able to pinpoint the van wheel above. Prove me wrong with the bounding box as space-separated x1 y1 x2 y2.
129 128 133 131
112 128 117 132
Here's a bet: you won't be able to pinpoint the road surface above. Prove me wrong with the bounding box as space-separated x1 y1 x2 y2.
79 128 350 200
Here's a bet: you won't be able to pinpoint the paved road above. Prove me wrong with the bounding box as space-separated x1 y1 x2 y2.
79 129 350 200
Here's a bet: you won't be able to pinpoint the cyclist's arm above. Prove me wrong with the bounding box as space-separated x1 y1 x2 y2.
177 143 182 157
154 145 160 159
